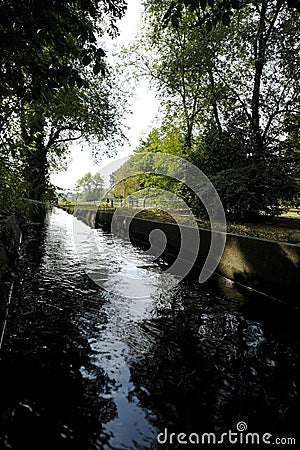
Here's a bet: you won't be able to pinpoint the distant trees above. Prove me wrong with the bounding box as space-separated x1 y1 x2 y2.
76 172 104 201
0 0 127 210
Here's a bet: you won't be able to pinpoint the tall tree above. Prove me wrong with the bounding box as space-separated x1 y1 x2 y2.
141 0 300 157
132 0 300 217
15 68 126 200
0 0 127 202
161 0 300 31
133 2 212 150
0 0 127 107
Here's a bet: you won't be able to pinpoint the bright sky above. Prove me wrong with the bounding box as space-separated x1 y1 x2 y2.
50 0 159 191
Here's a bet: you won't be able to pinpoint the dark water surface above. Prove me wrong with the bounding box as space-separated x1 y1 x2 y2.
0 207 299 449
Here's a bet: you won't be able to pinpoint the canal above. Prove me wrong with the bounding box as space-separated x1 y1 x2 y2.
0 207 299 449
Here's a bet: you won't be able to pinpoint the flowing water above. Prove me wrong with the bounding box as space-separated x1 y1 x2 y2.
0 207 299 449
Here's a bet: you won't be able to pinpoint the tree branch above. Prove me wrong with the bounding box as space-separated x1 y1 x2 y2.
55 133 83 144
213 64 252 122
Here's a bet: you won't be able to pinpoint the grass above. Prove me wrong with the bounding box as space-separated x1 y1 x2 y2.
57 200 116 210
134 209 300 244
213 218 299 244
58 200 300 244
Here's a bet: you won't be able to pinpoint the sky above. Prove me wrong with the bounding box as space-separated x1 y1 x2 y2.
50 0 160 191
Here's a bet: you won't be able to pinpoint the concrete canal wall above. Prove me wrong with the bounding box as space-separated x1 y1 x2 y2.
68 208 300 306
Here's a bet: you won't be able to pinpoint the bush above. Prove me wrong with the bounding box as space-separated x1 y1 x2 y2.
0 156 25 217
212 162 299 220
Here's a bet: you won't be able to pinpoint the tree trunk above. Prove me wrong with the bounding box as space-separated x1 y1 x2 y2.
21 113 48 202
184 122 193 150
208 67 222 135
25 142 48 201
251 0 267 160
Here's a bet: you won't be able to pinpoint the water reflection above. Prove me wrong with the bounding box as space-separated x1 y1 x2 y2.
0 208 114 450
0 208 299 449
74 215 180 298
129 284 300 438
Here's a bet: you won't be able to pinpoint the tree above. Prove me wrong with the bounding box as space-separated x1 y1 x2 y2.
135 0 300 217
0 0 127 107
110 132 186 202
0 154 25 216
0 0 128 204
142 0 300 156
76 172 104 201
132 2 213 150
16 67 126 200
161 0 300 31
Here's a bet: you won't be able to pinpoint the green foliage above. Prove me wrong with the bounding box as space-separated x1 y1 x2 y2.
110 151 183 201
109 158 141 198
161 0 300 30
212 161 299 219
0 0 127 104
0 0 127 207
142 0 300 156
0 156 25 216
136 126 185 156
191 125 300 219
76 172 104 201
134 0 300 218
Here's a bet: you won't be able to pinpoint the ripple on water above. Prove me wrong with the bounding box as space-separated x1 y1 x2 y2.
0 207 299 450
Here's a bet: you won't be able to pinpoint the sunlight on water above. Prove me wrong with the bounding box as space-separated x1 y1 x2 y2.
73 213 180 298
0 207 299 450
